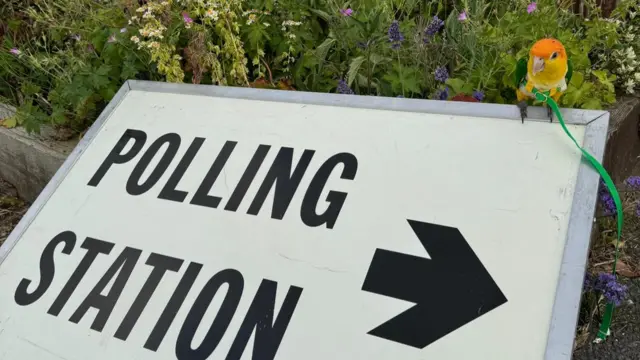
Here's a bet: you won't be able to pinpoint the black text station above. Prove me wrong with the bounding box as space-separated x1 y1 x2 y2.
15 230 302 360
87 129 358 229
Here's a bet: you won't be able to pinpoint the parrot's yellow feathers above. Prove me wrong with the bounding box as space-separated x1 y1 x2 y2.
530 38 566 59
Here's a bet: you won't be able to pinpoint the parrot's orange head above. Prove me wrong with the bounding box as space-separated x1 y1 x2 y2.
528 38 567 78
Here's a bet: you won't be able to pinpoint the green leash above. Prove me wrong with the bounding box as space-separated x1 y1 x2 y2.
530 88 623 342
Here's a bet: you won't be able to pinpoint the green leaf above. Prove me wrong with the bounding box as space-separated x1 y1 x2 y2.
21 82 41 97
90 75 110 90
592 70 607 81
572 53 591 70
309 9 331 21
87 65 112 90
562 88 579 108
23 119 41 134
51 109 67 125
403 77 421 94
369 53 390 66
570 72 584 87
581 82 595 94
245 24 270 53
502 72 514 88
120 61 139 80
582 98 602 110
348 16 367 29
1 116 17 128
367 9 383 37
592 70 616 93
314 37 336 63
96 65 112 77
99 85 117 101
347 56 366 87
603 92 616 104
356 73 378 89
382 65 421 95
90 30 107 52
461 83 475 94
47 89 62 105
445 78 465 95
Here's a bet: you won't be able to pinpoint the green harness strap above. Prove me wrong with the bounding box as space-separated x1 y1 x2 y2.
530 87 623 342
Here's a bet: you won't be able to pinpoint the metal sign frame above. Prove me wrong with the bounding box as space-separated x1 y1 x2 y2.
0 79 610 360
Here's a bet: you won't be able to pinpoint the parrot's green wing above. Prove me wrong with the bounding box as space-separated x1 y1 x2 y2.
565 57 573 85
515 57 528 88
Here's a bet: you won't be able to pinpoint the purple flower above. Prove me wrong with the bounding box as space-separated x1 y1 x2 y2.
624 176 640 189
599 179 617 215
435 86 449 100
473 90 485 102
600 192 616 215
527 2 537 14
337 79 354 95
108 34 117 43
434 66 449 82
592 273 628 306
9 48 21 55
458 11 468 21
388 20 404 49
340 8 353 16
182 12 193 24
423 16 445 43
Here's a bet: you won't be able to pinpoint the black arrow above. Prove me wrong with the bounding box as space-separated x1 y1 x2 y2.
361 219 507 349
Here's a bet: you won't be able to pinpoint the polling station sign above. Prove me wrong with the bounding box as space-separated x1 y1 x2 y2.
0 80 608 360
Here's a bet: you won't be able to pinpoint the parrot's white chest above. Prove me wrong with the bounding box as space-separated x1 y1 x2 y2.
519 75 567 98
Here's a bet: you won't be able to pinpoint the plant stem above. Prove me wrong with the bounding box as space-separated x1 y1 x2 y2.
396 49 404 96
366 45 372 94
261 57 273 84
224 17 249 86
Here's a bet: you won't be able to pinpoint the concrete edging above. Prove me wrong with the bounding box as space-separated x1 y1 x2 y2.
0 104 77 202
0 96 639 203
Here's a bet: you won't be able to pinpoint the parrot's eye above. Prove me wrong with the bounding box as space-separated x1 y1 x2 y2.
550 52 558 60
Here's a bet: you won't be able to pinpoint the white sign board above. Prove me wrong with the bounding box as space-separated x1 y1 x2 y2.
0 81 608 360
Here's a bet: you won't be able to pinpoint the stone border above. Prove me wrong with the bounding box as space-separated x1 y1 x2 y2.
0 104 78 202
0 96 638 203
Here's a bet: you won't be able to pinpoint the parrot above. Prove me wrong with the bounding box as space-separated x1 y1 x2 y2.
515 38 572 123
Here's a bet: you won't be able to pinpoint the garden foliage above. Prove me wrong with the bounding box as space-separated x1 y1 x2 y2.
600 0 640 95
0 0 637 133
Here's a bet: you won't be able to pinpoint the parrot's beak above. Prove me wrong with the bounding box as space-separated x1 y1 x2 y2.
532 56 545 75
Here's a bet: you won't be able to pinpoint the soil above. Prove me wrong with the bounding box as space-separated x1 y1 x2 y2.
572 277 640 359
572 174 640 359
0 178 27 247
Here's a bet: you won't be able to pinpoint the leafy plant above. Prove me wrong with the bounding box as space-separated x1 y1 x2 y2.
0 0 635 135
597 0 640 95
444 0 619 109
0 0 150 133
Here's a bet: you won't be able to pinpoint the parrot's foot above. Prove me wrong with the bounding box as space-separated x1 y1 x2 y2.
517 101 528 123
546 105 553 123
